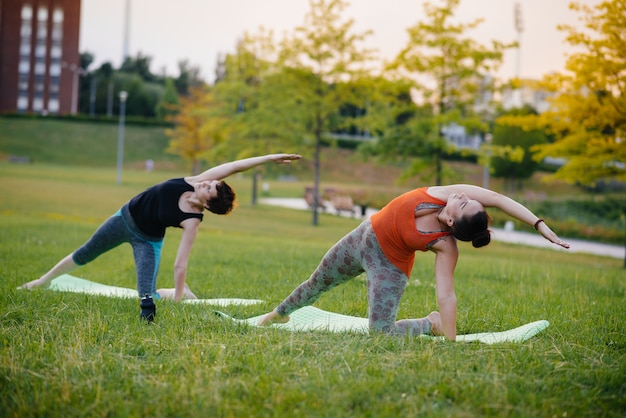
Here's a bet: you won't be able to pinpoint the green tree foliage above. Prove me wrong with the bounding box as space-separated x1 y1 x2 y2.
495 0 626 267
80 52 95 71
212 29 320 204
490 106 547 192
156 78 180 120
165 86 226 174
175 59 205 95
77 53 206 119
497 0 626 186
386 0 513 185
120 52 160 83
213 29 302 157
277 0 376 225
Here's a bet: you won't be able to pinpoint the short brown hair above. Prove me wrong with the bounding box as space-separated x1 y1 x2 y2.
207 181 236 215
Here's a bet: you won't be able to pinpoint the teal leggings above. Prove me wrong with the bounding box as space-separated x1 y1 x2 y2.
72 204 163 298
276 220 431 336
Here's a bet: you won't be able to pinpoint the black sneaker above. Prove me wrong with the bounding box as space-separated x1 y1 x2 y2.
140 294 156 322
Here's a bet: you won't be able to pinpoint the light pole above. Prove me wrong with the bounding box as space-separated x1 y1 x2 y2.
89 76 97 117
61 61 86 115
514 2 524 78
117 91 128 185
123 0 131 62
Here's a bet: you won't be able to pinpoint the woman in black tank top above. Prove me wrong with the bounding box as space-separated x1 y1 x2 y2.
20 154 301 321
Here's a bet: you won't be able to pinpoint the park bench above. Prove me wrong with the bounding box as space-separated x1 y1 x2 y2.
304 186 326 211
331 195 355 217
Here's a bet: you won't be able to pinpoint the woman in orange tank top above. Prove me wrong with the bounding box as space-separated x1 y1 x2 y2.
259 184 570 340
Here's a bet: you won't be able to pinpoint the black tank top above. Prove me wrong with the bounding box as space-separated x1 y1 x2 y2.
128 178 204 238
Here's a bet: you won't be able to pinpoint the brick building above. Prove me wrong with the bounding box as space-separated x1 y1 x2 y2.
0 0 81 115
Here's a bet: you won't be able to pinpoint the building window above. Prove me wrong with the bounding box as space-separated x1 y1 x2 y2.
37 26 47 40
50 45 62 58
51 25 63 41
20 21 32 37
17 4 34 110
34 61 46 75
18 59 30 74
51 10 64 76
18 75 29 93
53 8 63 23
22 5 33 19
49 62 61 77
17 95 29 111
37 7 48 43
33 97 43 112
37 7 48 22
52 9 64 43
48 99 60 113
20 43 31 56
49 77 60 93
35 44 46 57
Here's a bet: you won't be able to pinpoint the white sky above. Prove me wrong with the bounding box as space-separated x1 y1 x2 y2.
79 0 599 84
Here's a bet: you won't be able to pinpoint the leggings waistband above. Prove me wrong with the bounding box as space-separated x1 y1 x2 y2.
120 203 164 242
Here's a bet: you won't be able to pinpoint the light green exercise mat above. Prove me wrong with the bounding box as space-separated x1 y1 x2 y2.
44 274 263 307
216 306 550 344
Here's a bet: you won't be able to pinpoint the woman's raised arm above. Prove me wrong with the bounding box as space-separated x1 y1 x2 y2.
449 184 571 249
188 154 301 183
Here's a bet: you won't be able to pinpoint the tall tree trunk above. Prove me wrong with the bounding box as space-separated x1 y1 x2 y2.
312 121 321 226
251 171 258 206
623 206 626 269
435 147 442 186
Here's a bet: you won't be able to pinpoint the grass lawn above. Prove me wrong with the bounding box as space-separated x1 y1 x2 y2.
0 163 624 417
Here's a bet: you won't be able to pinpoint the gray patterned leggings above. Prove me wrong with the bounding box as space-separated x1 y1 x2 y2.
276 220 431 336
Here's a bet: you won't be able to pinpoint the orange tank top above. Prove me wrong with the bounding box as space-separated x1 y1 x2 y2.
370 187 450 277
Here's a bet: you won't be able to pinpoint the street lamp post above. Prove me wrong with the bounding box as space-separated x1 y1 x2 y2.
61 61 86 115
116 91 128 185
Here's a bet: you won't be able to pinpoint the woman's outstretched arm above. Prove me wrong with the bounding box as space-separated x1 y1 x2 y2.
433 184 570 249
188 154 301 183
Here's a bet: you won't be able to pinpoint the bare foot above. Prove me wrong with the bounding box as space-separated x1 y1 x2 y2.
427 311 443 336
258 309 290 326
19 278 49 290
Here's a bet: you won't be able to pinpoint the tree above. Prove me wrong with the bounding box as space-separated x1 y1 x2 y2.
175 59 205 95
80 52 94 71
497 0 625 186
491 106 547 192
165 86 226 174
211 30 305 204
386 0 513 185
113 72 163 118
156 78 180 120
277 0 376 225
120 52 160 83
497 0 626 268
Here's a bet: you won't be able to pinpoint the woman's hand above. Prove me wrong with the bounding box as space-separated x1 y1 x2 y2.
157 283 198 301
269 154 302 164
537 222 570 249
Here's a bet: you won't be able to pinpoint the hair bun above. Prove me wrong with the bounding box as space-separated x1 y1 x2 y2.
472 230 491 248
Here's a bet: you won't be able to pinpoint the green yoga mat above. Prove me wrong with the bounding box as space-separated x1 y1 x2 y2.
216 306 550 344
45 274 263 307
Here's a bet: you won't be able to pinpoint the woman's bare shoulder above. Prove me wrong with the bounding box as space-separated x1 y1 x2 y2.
425 185 451 200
